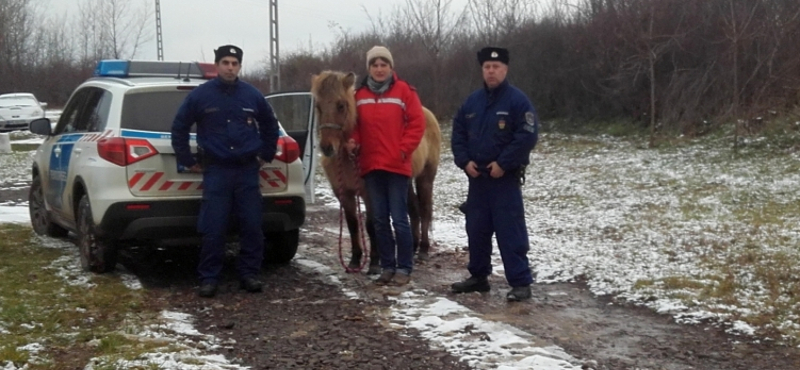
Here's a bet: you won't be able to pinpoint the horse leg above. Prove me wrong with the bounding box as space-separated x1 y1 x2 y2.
360 192 381 275
340 194 364 271
415 164 437 261
406 181 423 260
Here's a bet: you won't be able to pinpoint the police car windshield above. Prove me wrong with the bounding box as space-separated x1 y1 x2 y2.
122 90 195 133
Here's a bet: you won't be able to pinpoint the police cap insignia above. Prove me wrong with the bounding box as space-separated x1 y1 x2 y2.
477 47 510 65
214 44 243 63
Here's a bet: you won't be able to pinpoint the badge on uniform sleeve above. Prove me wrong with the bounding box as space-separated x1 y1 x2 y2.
524 111 536 133
498 119 506 130
247 117 254 126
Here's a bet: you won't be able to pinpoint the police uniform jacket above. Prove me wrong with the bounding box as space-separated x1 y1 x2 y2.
351 73 426 178
172 77 279 167
451 79 538 176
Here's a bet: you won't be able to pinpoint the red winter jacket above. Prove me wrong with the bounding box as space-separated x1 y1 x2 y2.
351 73 425 178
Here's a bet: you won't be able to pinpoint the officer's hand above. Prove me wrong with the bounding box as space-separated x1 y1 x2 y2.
465 161 480 178
189 164 203 173
488 161 504 178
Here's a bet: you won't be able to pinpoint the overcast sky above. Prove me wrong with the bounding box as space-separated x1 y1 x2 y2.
44 0 470 73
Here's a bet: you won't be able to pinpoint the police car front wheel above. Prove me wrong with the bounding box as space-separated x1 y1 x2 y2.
77 195 119 273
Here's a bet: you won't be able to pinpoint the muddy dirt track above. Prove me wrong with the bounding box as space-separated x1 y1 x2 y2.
133 203 800 370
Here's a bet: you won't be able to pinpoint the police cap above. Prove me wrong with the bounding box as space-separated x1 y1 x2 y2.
214 44 243 64
477 47 509 66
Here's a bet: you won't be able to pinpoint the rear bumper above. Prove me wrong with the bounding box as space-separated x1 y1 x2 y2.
98 196 305 240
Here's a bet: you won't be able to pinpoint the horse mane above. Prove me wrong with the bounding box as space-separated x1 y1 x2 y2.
311 71 355 101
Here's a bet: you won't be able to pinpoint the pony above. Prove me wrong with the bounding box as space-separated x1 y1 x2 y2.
310 70 441 274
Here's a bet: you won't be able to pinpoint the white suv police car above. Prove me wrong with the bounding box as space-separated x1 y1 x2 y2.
28 60 318 273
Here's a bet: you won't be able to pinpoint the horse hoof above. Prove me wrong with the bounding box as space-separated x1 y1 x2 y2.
417 251 429 262
366 265 381 275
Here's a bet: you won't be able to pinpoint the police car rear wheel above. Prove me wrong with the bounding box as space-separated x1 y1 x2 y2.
264 229 299 264
77 195 118 273
29 175 68 237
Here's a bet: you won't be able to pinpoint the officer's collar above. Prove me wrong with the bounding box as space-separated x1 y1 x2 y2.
484 79 509 96
484 79 508 100
213 76 240 89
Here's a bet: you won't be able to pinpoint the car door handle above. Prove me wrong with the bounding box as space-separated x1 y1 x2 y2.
74 148 82 154
54 147 61 157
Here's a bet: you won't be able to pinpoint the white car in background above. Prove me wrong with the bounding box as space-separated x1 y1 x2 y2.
0 93 47 131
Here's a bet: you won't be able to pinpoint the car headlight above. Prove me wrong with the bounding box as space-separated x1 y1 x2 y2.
31 110 43 117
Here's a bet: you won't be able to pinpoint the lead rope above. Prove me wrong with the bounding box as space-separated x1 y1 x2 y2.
336 151 369 273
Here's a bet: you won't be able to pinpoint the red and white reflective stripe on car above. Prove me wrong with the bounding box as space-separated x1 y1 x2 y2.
80 130 114 142
128 172 203 192
260 169 287 188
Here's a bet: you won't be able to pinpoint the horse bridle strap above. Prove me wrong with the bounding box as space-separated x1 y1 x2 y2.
319 123 343 130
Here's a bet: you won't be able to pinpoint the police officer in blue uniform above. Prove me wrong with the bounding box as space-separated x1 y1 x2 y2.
450 47 539 301
172 44 279 298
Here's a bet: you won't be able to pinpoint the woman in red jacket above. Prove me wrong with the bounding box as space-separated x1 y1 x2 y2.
346 46 426 286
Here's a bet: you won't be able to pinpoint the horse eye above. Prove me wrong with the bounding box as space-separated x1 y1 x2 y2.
336 103 345 112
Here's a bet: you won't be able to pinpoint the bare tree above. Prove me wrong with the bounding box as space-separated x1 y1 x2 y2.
74 0 153 63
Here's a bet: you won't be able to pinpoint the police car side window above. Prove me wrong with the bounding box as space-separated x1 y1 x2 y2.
84 89 112 132
55 89 90 135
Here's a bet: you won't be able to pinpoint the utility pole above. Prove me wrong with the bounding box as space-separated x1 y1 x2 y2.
155 0 164 61
269 0 280 92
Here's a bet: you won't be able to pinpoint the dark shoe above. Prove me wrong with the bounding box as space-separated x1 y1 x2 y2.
198 282 218 298
390 273 411 286
458 201 468 214
374 270 394 286
506 285 532 301
240 277 263 293
451 275 490 293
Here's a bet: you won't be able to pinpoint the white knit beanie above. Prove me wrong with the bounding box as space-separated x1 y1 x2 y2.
366 46 394 69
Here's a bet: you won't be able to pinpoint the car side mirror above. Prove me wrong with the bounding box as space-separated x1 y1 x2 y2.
30 118 53 136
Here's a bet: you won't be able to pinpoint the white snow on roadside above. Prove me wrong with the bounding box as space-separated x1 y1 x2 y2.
0 205 29 224
292 249 581 369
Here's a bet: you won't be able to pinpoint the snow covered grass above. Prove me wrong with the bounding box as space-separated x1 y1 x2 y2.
0 225 245 370
428 127 800 345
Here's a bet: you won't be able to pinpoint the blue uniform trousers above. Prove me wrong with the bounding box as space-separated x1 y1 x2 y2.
364 170 414 274
197 163 264 283
465 174 532 287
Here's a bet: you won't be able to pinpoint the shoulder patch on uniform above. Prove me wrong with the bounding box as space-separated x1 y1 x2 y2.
524 111 536 132
525 111 536 125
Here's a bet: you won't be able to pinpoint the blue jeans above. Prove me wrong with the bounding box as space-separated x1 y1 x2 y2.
364 170 413 275
197 162 264 283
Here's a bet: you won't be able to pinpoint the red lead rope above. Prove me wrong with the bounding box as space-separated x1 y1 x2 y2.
336 153 369 273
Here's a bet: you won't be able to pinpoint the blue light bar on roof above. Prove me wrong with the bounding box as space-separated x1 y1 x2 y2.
94 60 130 77
93 60 218 79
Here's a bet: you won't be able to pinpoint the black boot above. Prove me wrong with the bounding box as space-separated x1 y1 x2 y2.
198 282 218 298
506 285 532 301
451 275 490 293
458 201 468 214
240 277 263 293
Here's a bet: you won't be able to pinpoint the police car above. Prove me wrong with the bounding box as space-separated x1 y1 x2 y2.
28 60 318 273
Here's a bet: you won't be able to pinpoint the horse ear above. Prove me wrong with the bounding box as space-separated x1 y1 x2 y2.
343 72 356 89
